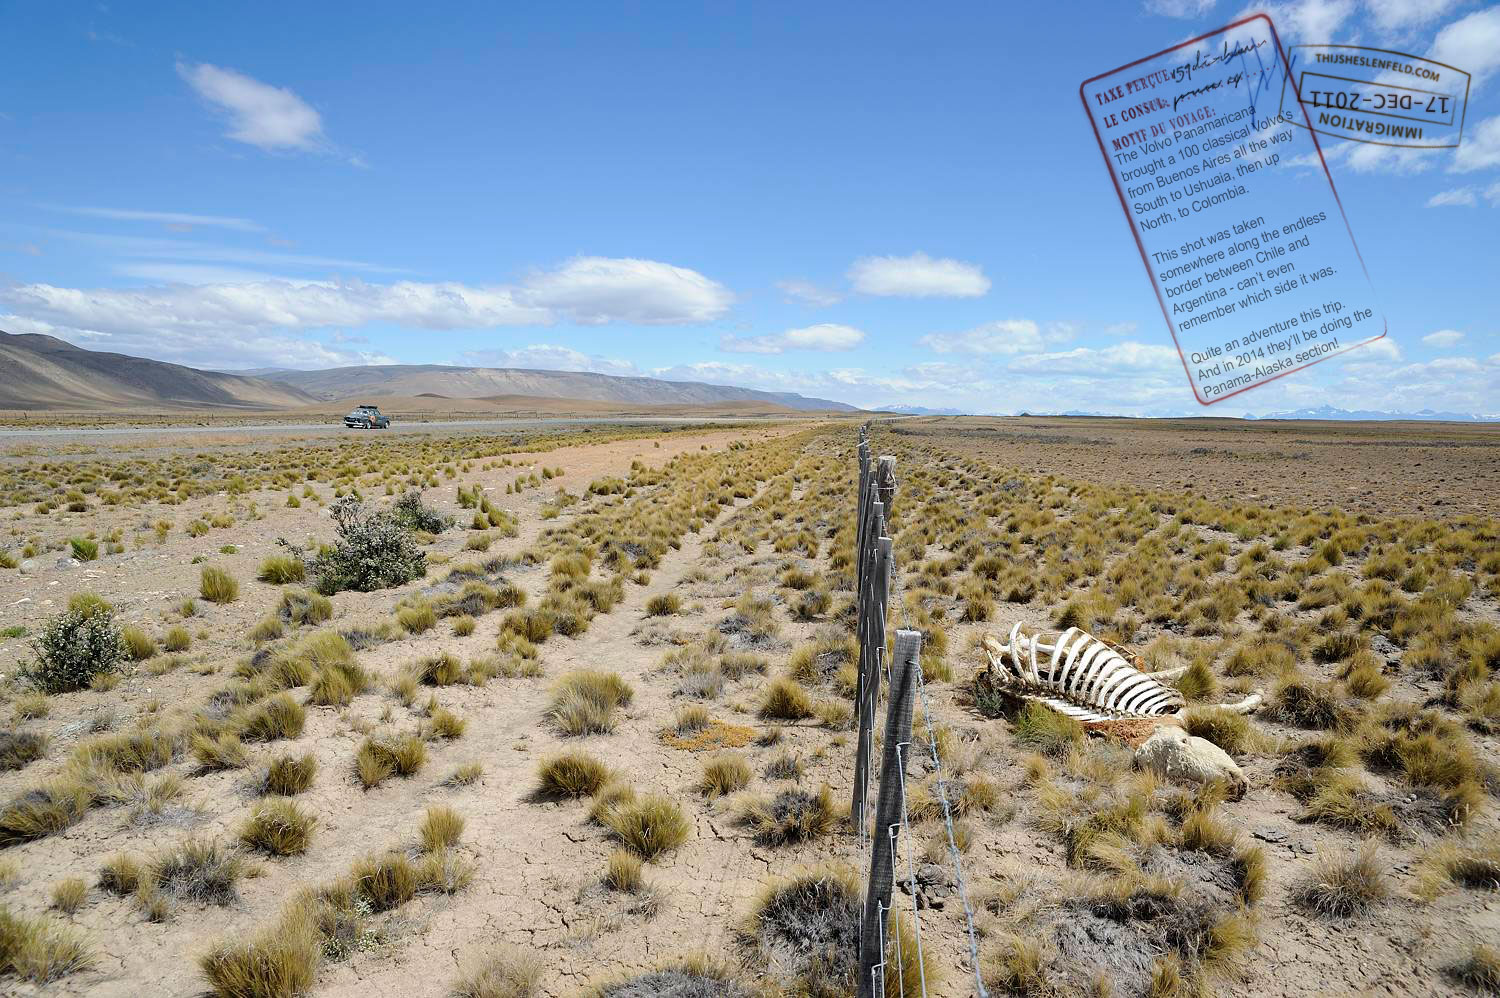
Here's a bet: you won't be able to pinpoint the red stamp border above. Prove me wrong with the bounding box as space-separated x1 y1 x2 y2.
1079 13 1387 407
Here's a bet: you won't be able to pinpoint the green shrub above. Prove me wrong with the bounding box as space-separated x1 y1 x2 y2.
23 607 124 693
68 537 99 562
391 490 450 533
310 497 426 595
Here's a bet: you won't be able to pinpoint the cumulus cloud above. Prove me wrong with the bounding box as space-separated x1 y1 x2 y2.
1431 7 1500 89
1422 329 1465 347
775 279 843 307
1244 0 1356 39
42 205 263 232
517 256 733 324
847 252 990 298
1427 187 1478 206
721 323 865 354
1452 115 1500 173
0 256 734 343
178 62 326 152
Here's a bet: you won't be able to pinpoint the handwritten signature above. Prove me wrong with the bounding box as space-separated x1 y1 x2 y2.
1169 34 1284 116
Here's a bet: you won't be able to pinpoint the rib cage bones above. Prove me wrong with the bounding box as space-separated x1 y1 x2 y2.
983 621 1186 722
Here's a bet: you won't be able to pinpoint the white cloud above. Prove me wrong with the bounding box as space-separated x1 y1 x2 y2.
1145 0 1217 17
1366 0 1462 30
775 279 842 307
1103 321 1140 336
1 256 732 343
1008 341 1181 375
1431 7 1500 89
920 319 1044 355
1452 115 1500 172
1245 0 1356 40
721 323 865 354
178 62 326 152
459 344 638 375
42 205 263 232
1355 336 1404 361
847 252 990 298
517 256 733 324
1427 186 1478 206
1422 329 1465 347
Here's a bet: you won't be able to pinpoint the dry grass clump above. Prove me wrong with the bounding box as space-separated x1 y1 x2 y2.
586 956 751 998
200 565 240 604
738 786 836 845
445 761 485 787
420 805 465 851
121 625 157 661
152 839 249 906
191 731 248 772
535 751 611 800
0 782 92 847
258 554 306 584
764 753 802 782
0 906 93 984
604 849 644 893
698 753 752 799
50 877 88 914
604 794 691 860
262 753 317 796
645 593 682 616
237 693 306 742
356 734 427 788
1416 841 1500 900
397 602 437 634
200 906 321 998
1293 842 1388 918
1011 701 1085 758
1269 676 1357 731
241 799 318 856
0 731 47 772
1181 707 1252 755
547 670 634 736
758 677 814 720
452 947 543 998
1451 944 1500 995
71 728 178 773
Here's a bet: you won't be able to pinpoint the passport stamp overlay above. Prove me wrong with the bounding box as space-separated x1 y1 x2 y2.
1080 14 1386 406
1280 44 1470 149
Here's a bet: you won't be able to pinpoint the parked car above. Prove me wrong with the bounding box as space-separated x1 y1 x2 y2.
343 404 390 429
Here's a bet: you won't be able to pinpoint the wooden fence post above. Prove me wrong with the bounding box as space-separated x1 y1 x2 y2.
858 629 922 998
851 497 886 831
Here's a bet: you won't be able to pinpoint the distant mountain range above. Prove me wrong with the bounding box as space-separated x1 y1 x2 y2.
0 332 319 411
1251 404 1496 422
0 331 856 413
875 404 969 416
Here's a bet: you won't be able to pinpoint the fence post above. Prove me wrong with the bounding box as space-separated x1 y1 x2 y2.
851 498 886 831
858 629 922 998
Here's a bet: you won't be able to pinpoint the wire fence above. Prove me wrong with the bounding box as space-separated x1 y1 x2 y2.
850 422 989 998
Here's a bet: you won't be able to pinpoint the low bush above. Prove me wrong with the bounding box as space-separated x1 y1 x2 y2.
23 607 125 693
309 497 427 595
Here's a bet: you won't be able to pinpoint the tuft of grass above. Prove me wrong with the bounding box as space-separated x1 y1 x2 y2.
546 670 634 736
604 794 691 860
151 839 248 906
604 849 644 893
200 907 320 998
258 555 306 584
200 566 240 604
351 853 418 912
645 593 681 616
983 933 1050 996
50 877 88 915
698 753 752 799
758 678 814 721
535 751 610 800
1011 701 1085 758
674 704 711 734
262 753 317 796
444 761 484 787
0 731 47 773
237 693 306 742
241 798 318 856
191 731 249 772
121 625 157 661
451 947 543 998
1174 659 1218 701
420 805 465 852
1271 676 1356 731
764 753 802 782
397 602 437 634
0 907 93 984
98 854 143 895
163 625 192 652
0 781 92 847
739 785 837 845
1293 842 1388 918
1451 944 1500 995
355 734 426 788
1182 707 1251 755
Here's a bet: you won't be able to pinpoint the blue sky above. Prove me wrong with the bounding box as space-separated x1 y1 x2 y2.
2 0 1496 415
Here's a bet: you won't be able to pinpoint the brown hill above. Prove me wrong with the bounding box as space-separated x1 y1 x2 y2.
0 331 320 411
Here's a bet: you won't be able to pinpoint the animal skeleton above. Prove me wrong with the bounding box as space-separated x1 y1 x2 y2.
981 621 1188 723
